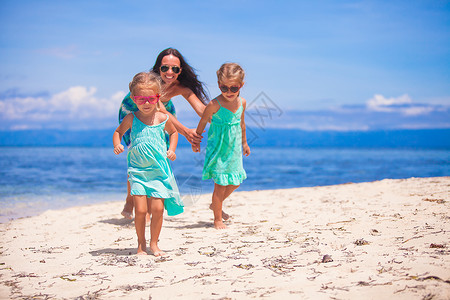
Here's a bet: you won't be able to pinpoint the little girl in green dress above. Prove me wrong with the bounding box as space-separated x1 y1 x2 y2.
113 72 183 255
192 63 251 229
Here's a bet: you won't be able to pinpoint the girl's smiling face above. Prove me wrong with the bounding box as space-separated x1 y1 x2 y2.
218 78 243 101
160 55 181 84
132 85 158 114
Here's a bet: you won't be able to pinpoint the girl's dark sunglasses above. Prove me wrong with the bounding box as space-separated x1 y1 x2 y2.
160 65 181 74
220 85 241 93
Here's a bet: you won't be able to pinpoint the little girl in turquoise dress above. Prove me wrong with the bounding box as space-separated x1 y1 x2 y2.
113 71 183 256
192 63 251 229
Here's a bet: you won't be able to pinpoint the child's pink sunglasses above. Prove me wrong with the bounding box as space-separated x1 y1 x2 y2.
133 94 160 105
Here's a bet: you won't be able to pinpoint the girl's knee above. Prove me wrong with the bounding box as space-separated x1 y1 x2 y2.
231 184 240 192
151 207 164 217
135 206 148 216
134 195 148 214
213 184 226 194
226 184 239 192
151 199 164 215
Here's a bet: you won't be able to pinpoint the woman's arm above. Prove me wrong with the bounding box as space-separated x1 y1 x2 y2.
240 98 251 156
158 99 203 145
113 114 133 154
158 103 188 136
181 88 206 117
164 116 178 161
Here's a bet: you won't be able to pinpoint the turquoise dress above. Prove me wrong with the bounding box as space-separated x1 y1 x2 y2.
127 112 183 216
119 92 176 146
202 97 247 186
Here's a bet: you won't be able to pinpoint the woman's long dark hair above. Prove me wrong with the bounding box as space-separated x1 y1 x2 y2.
152 48 209 104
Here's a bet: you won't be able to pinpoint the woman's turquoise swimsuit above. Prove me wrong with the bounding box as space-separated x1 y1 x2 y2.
118 92 176 146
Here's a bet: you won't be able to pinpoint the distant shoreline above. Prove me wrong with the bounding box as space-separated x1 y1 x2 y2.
1 128 450 148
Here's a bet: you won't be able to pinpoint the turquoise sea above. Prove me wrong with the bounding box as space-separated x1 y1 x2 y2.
0 146 449 223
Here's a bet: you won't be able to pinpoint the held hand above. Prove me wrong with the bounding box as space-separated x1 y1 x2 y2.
114 144 124 155
191 143 200 153
185 128 204 145
167 150 176 161
243 144 251 156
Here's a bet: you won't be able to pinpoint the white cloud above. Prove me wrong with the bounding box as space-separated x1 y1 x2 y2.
366 94 439 116
256 99 450 131
401 106 434 116
0 86 126 130
1 89 448 131
366 94 412 112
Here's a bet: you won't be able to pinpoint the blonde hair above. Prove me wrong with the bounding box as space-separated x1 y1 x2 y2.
216 63 245 84
129 71 163 95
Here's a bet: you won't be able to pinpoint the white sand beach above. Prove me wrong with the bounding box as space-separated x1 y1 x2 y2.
0 177 449 299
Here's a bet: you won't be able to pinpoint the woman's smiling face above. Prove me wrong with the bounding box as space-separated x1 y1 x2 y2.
160 55 181 84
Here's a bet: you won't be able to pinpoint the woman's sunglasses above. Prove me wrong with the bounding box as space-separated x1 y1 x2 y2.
160 65 181 74
220 85 241 93
133 94 160 105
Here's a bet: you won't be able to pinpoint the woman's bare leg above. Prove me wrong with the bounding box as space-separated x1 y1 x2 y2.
149 198 166 256
121 180 134 219
134 195 148 255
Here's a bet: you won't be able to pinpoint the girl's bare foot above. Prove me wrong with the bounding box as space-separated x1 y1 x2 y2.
214 220 227 229
209 204 230 221
150 244 167 257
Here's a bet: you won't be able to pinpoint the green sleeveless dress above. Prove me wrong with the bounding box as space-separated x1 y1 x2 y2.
119 92 176 146
202 97 247 186
127 113 184 216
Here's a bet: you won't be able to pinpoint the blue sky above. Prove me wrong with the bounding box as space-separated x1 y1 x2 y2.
0 0 449 131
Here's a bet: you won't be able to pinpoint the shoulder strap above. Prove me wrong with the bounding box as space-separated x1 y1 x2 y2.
162 113 169 124
155 113 169 127
215 98 222 107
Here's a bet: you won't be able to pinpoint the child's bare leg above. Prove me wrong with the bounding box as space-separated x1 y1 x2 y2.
209 203 230 220
149 198 166 256
209 184 239 220
212 184 227 229
121 180 134 219
134 195 148 255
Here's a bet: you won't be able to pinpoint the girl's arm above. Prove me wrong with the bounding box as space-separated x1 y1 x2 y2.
164 116 178 161
192 100 219 153
241 98 251 156
113 114 133 154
